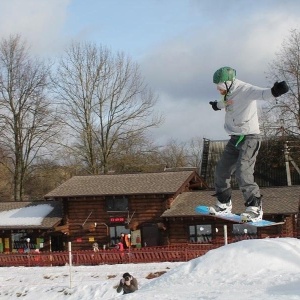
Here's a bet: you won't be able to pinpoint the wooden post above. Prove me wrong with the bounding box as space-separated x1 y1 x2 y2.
223 225 228 245
68 242 72 288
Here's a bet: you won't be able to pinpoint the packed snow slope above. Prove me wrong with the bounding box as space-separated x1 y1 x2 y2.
0 238 300 300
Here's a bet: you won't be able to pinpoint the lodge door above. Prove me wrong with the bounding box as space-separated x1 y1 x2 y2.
141 223 160 247
50 234 65 251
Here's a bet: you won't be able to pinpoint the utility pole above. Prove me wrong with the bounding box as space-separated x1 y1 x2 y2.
284 141 292 186
286 141 300 176
280 119 292 186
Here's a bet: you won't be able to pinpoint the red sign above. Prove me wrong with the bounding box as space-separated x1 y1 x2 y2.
110 217 125 223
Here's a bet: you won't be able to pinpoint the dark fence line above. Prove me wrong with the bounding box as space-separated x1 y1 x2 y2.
0 234 291 267
0 243 223 267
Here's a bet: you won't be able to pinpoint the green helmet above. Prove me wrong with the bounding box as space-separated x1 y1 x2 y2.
213 67 236 84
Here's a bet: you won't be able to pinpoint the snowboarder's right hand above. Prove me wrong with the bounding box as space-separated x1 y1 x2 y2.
271 81 289 97
209 101 221 111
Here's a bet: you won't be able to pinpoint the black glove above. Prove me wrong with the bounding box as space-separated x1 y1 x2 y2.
271 81 289 97
209 101 221 111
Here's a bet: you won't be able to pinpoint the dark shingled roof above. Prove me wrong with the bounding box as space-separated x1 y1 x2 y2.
0 201 63 229
161 186 300 217
45 171 197 198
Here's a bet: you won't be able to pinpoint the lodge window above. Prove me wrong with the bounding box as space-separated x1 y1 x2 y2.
189 224 212 243
11 232 35 253
109 225 130 246
232 224 257 240
106 196 128 212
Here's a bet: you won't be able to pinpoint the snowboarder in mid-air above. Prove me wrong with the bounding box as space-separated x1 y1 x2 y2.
209 66 289 222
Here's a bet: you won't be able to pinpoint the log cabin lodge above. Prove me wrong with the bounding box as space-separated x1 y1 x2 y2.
0 170 299 253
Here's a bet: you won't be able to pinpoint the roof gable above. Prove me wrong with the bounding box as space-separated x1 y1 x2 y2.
45 171 202 198
162 186 300 217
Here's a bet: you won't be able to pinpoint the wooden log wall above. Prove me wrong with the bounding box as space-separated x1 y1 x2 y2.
166 215 292 245
283 215 295 236
166 217 234 245
60 196 296 251
63 194 168 251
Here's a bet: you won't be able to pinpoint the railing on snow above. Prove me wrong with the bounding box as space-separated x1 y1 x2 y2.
0 233 290 267
0 243 221 267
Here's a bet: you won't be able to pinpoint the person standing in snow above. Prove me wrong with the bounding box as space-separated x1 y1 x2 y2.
116 272 138 294
209 66 289 222
92 242 99 252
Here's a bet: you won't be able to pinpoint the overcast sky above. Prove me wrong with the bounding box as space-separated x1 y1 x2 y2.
0 0 299 144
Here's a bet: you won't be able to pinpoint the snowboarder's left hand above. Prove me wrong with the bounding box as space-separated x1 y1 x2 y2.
271 81 289 97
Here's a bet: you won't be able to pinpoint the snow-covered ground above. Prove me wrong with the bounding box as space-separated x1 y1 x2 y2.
1 238 300 300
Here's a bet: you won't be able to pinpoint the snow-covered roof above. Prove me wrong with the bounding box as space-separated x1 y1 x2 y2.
0 201 62 229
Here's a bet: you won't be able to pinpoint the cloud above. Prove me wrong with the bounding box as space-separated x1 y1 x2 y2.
0 0 299 142
140 5 300 141
140 8 300 105
148 93 228 144
0 0 71 56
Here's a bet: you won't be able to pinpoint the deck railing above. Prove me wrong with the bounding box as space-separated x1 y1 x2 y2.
0 234 291 267
0 243 222 267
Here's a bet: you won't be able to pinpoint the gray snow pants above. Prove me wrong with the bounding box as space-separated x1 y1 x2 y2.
214 134 261 204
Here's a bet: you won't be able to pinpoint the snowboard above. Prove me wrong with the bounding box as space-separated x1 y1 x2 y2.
195 205 284 227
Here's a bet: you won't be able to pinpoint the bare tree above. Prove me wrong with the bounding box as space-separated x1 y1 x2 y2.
159 139 188 168
265 29 300 136
0 35 61 201
53 42 162 174
109 135 164 173
157 138 204 170
186 137 203 169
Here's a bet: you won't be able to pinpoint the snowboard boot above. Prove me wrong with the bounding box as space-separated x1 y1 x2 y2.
209 200 232 215
240 196 263 222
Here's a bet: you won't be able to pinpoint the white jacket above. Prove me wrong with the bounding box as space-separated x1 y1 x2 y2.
216 79 274 135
